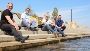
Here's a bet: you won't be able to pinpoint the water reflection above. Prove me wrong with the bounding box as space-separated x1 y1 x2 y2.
17 37 90 51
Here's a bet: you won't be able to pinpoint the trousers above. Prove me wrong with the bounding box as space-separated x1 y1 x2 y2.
0 24 23 41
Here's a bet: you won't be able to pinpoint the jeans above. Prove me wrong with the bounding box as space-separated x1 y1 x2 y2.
57 26 66 36
0 24 24 41
42 24 57 33
20 19 30 28
61 26 66 31
20 19 37 28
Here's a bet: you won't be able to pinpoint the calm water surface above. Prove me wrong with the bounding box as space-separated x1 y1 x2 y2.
17 37 90 51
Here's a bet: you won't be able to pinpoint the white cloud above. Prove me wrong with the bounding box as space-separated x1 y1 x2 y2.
73 5 90 9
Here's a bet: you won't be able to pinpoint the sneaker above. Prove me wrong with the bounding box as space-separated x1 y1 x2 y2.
21 36 29 43
62 35 67 37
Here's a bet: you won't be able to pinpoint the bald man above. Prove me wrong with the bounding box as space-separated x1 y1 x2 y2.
0 3 29 43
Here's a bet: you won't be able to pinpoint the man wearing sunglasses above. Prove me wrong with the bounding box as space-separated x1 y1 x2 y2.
0 2 29 43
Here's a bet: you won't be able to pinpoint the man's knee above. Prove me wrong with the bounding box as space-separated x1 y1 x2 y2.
22 19 27 24
1 24 15 30
46 24 49 26
18 26 21 30
63 26 66 29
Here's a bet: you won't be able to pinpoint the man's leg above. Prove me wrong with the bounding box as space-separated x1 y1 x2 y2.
57 28 66 37
31 20 37 28
21 19 30 28
46 24 55 33
42 25 48 31
1 24 29 43
62 26 66 31
30 20 38 31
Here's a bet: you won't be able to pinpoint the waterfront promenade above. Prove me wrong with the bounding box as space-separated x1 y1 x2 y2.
0 27 90 51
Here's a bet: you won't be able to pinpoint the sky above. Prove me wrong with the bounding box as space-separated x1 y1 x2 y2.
0 0 90 28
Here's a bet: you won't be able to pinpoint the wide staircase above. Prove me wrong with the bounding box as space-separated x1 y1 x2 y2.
0 26 90 51
0 27 90 42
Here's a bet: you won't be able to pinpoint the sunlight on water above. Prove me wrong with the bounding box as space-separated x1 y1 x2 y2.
17 37 90 51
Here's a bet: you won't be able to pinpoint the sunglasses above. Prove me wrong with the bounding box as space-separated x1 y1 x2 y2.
9 6 13 7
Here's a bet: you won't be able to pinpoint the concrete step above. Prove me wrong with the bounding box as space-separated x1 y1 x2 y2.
21 27 90 32
0 30 50 35
0 34 55 42
0 33 89 42
0 34 90 51
0 29 90 35
0 28 90 35
21 27 42 30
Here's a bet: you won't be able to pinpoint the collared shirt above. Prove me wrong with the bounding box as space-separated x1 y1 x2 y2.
42 18 52 24
20 12 30 22
55 20 64 27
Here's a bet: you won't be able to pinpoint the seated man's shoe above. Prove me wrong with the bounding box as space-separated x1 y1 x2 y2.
30 27 39 31
62 34 67 37
21 36 29 43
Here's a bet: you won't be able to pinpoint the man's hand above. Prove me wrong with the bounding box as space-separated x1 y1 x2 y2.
58 27 61 29
15 25 19 30
12 22 19 30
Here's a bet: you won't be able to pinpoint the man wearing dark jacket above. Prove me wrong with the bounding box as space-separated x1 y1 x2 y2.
55 15 67 37
0 2 29 43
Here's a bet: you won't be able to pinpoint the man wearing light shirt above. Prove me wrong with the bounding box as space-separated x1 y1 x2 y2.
42 14 58 34
20 8 37 30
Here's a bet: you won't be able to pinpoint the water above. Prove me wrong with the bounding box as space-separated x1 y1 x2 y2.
17 37 90 51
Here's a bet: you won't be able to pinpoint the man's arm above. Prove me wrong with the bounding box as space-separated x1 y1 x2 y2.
5 16 19 30
4 10 19 30
61 20 65 27
61 23 65 27
5 16 14 25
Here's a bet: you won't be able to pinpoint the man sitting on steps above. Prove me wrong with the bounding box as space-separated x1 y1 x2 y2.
42 14 59 34
0 2 29 43
20 8 38 31
55 15 67 37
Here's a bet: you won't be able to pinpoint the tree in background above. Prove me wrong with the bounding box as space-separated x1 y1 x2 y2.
27 4 38 17
52 7 58 18
33 13 37 17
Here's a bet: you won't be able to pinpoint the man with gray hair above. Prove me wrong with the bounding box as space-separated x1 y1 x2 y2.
0 2 29 43
42 14 59 34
